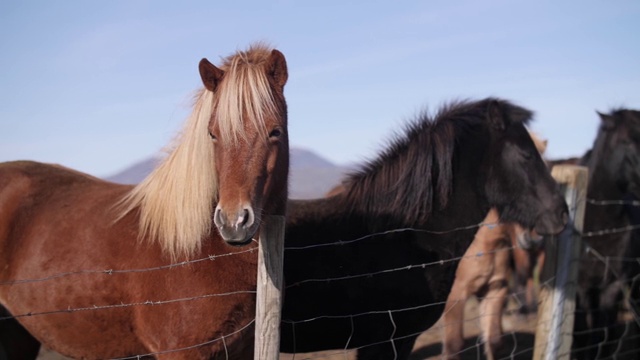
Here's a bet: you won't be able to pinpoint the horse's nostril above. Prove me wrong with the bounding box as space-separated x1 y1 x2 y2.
240 209 250 227
214 208 225 227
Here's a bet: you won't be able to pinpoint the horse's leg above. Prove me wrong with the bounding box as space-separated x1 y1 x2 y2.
479 248 510 360
0 320 41 360
523 249 545 314
512 246 539 315
511 246 528 314
441 276 470 360
0 307 41 360
572 294 590 360
442 232 497 359
593 282 624 359
582 287 607 360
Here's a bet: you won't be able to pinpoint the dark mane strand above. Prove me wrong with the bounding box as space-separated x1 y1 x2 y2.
339 98 532 225
610 108 640 135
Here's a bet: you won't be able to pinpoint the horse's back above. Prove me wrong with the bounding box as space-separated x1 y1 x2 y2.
0 160 126 259
0 162 35 247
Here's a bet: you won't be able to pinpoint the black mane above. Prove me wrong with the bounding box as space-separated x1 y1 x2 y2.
340 98 533 225
586 108 640 171
603 108 640 135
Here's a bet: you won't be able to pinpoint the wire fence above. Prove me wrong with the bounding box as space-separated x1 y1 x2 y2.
3 196 640 359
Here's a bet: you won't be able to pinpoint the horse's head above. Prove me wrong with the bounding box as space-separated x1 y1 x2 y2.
588 109 640 199
199 45 289 246
482 100 568 236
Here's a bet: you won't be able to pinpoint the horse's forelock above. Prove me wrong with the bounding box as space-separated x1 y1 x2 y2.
214 44 277 145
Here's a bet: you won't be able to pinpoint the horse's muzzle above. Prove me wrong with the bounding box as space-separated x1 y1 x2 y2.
214 206 259 246
534 205 569 236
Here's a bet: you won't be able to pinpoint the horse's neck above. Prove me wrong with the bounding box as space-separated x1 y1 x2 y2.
288 195 336 216
285 194 402 247
427 152 488 232
585 162 627 229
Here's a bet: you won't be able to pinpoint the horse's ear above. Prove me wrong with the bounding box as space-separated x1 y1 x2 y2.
486 100 506 131
597 110 615 129
597 110 611 121
268 49 288 89
199 58 224 92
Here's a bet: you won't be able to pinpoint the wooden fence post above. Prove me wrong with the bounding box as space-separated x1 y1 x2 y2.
254 215 286 360
533 165 588 360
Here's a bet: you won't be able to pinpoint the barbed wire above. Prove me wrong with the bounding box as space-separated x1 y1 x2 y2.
2 199 639 289
0 222 500 287
0 245 258 286
0 289 256 321
587 198 640 207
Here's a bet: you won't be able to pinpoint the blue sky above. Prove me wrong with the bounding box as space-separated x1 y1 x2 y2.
1 1 639 177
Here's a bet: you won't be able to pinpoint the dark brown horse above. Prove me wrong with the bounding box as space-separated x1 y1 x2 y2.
573 109 640 359
0 43 289 359
280 98 568 359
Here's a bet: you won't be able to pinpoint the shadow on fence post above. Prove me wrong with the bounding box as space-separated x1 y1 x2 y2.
254 215 286 360
533 165 588 360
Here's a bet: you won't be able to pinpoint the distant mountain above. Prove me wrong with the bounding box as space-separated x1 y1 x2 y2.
104 157 161 185
104 147 352 199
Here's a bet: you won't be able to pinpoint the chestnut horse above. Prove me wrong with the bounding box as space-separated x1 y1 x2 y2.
280 98 568 359
0 43 289 359
441 132 548 360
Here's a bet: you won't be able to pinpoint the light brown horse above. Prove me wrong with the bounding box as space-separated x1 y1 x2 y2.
441 209 539 359
441 131 548 360
0 43 289 359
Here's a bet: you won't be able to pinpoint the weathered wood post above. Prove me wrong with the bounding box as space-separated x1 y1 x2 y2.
254 215 286 360
533 165 588 360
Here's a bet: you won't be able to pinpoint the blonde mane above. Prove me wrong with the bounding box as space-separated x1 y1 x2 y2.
117 43 278 260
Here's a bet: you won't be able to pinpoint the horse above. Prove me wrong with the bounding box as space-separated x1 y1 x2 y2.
440 209 536 360
440 131 549 360
280 98 568 360
572 108 640 359
0 43 289 360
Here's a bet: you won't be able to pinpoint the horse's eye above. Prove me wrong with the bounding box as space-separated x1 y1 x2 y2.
269 128 282 139
209 132 217 142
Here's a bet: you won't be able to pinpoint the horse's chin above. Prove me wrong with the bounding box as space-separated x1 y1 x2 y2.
516 229 543 250
225 237 255 247
218 226 258 247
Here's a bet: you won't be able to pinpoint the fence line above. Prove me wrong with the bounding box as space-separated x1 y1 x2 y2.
0 245 259 286
4 197 640 357
5 252 638 358
1 211 638 288
3 221 638 289
0 290 256 321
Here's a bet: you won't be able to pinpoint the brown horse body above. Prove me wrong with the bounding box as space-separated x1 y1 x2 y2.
0 43 289 359
0 162 259 359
